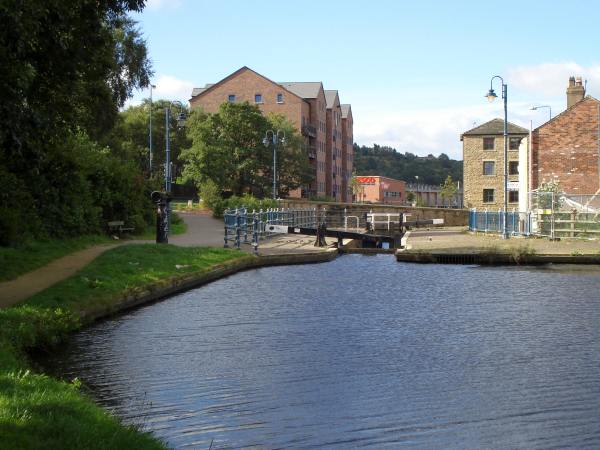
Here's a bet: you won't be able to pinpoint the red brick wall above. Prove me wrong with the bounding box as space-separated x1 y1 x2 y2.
532 97 600 194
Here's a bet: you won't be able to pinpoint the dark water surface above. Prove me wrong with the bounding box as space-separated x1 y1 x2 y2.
45 256 600 449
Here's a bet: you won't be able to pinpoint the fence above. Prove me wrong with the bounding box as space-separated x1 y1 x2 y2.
469 209 532 236
470 203 600 239
223 207 319 252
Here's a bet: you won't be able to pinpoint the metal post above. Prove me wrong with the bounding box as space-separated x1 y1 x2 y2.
149 84 155 173
503 82 509 239
273 138 277 199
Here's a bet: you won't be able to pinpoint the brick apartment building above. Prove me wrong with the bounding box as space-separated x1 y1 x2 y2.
353 176 406 204
531 77 600 196
461 119 528 209
189 67 353 201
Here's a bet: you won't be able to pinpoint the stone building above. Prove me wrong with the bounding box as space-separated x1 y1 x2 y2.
189 66 353 201
461 119 528 209
531 77 600 196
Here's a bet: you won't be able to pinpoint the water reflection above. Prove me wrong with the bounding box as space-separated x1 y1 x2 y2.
45 255 600 449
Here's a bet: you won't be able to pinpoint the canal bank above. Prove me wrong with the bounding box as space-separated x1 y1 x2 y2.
397 228 600 265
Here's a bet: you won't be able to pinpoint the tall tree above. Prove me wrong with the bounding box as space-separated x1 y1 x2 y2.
181 103 313 198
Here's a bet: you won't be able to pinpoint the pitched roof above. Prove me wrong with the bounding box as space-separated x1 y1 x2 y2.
189 66 305 103
341 104 352 118
461 118 528 139
278 82 322 99
533 95 600 132
324 90 339 108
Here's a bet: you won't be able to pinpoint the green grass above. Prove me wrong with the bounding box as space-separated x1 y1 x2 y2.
0 245 247 450
0 214 188 282
0 235 113 282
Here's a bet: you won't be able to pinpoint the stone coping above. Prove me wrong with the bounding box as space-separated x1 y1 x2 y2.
396 250 600 265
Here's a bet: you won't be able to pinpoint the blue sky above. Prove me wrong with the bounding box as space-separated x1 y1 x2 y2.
129 0 600 159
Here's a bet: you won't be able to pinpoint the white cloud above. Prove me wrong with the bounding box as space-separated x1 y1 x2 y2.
507 62 600 98
153 74 195 103
353 102 540 161
145 0 182 10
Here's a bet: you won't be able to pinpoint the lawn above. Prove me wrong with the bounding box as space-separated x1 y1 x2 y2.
0 245 247 450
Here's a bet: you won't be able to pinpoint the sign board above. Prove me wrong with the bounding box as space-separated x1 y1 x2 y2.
432 218 444 225
507 181 519 191
356 176 376 184
266 225 289 234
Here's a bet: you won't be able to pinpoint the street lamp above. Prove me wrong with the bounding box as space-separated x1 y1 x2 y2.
163 100 187 238
148 84 156 173
263 130 286 199
485 75 509 239
530 105 552 121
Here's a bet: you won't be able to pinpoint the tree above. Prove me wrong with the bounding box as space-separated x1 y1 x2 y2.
0 0 153 243
180 102 311 198
440 175 458 207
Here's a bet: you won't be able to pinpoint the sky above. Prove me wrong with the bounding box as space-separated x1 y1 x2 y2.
128 0 600 160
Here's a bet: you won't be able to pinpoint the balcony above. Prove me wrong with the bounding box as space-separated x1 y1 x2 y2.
301 123 317 138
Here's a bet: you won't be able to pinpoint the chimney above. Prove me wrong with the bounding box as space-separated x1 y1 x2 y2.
566 75 585 108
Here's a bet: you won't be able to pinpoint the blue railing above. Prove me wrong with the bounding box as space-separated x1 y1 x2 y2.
223 207 318 252
469 209 532 236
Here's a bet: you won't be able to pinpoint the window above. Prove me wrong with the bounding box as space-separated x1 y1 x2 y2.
228 94 236 103
509 161 519 175
483 161 495 175
483 137 495 150
509 191 519 203
277 93 284 103
483 189 494 203
509 137 522 150
254 93 262 104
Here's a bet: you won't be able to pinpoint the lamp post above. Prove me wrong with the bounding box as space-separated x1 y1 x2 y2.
530 105 552 121
148 84 156 173
263 130 286 199
163 101 187 238
486 75 509 239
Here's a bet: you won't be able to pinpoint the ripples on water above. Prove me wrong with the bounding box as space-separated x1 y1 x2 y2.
45 256 600 449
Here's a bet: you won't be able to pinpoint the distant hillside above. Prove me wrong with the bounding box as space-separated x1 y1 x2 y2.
353 144 462 186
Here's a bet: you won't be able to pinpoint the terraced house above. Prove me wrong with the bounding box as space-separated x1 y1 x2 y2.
189 66 353 201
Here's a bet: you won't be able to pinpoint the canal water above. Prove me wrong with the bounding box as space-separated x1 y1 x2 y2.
44 255 600 449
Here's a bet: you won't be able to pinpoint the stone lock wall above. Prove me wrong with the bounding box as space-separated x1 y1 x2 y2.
280 199 469 228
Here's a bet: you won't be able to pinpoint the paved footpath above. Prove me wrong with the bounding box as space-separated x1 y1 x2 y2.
0 211 330 308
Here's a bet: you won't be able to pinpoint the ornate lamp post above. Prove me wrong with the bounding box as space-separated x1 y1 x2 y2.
263 129 286 199
486 75 509 239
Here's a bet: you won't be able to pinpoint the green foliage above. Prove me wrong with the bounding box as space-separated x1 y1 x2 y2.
181 103 312 200
0 235 113 282
353 144 462 185
0 1 153 246
310 195 336 203
440 175 458 206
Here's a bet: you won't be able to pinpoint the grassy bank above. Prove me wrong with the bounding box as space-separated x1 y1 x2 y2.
0 213 187 282
0 245 247 449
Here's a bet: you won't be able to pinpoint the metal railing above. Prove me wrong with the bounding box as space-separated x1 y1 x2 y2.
223 207 319 253
469 208 533 236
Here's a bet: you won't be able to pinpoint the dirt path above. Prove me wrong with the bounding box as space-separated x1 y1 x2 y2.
0 211 229 308
0 244 120 308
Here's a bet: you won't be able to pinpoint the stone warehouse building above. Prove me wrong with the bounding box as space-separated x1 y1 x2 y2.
461 119 528 209
189 67 353 202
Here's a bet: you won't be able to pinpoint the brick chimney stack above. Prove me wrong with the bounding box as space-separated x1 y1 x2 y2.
566 76 585 108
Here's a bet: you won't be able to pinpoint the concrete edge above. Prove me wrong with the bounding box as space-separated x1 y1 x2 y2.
395 250 600 265
82 250 338 322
